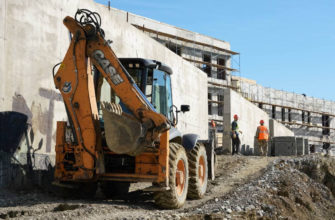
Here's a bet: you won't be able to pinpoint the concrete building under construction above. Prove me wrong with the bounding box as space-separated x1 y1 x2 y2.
127 13 240 133
125 9 335 151
0 0 334 189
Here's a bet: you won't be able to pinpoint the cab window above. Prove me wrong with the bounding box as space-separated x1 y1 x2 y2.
127 68 142 88
152 69 173 120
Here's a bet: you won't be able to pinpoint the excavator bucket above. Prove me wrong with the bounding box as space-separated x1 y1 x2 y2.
101 102 145 156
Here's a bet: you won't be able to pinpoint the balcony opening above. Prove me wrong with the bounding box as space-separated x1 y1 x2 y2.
203 53 212 77
217 57 226 80
322 114 330 135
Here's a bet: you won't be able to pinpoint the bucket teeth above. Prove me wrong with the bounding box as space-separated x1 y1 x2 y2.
101 101 122 115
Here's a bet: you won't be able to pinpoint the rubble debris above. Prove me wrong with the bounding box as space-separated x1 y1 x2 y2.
0 154 334 219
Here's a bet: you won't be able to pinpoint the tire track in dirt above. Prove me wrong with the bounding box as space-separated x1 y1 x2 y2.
0 155 275 219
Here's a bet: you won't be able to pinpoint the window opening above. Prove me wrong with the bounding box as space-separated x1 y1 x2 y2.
217 57 226 80
203 54 212 77
288 109 292 122
281 108 285 121
322 114 330 135
272 106 276 119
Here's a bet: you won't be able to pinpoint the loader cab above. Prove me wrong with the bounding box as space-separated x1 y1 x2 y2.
119 58 174 122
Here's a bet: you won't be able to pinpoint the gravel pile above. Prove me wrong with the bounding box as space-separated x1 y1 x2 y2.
0 155 334 220
184 155 335 220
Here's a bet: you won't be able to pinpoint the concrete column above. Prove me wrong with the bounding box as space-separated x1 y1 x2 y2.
223 89 232 153
0 0 6 109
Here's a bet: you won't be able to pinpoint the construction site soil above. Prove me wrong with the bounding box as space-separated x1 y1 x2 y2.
0 154 334 220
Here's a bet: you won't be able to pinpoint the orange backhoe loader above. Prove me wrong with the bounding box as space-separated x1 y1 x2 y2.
52 9 215 208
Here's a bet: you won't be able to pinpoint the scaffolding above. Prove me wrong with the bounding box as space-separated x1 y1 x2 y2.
183 58 238 72
132 24 240 80
133 24 241 133
133 24 239 55
128 22 335 147
238 80 335 146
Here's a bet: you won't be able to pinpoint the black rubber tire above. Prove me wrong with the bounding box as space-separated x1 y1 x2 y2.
207 138 217 181
187 143 208 199
154 143 189 209
101 181 130 198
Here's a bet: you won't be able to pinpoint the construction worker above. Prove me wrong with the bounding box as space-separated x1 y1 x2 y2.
256 120 269 156
211 120 216 128
231 114 242 155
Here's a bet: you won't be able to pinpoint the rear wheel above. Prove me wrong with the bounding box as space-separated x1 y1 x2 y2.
187 143 208 199
101 181 130 198
154 143 189 209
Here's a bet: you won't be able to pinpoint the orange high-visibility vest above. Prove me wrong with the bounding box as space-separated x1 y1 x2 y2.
258 125 269 140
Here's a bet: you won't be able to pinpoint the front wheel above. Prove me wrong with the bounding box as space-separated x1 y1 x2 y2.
187 143 208 199
154 143 189 209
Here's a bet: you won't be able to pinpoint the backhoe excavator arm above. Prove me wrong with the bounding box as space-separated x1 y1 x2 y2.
53 10 169 180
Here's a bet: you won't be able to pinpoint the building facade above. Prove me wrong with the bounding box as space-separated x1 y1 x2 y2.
235 77 335 150
126 11 335 150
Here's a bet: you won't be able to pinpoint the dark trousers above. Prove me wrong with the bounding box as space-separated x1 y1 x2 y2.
232 137 240 155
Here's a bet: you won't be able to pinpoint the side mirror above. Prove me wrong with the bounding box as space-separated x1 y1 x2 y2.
180 105 190 113
170 105 190 126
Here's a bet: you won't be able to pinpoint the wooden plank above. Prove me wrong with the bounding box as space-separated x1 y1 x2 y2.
133 24 239 55
251 100 335 117
309 139 335 144
207 81 238 90
183 58 238 72
278 120 335 131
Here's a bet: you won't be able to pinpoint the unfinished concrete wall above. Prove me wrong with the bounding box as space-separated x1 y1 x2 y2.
269 119 295 137
0 1 5 103
0 0 69 158
222 89 295 155
239 80 335 148
126 13 231 52
223 89 270 154
0 0 208 187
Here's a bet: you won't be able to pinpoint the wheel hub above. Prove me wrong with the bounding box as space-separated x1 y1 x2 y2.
176 170 184 184
176 159 186 196
198 155 206 186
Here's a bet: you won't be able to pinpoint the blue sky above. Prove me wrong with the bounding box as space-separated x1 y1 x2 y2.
95 0 335 101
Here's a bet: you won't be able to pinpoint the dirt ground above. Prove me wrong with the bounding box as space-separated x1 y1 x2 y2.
0 154 334 220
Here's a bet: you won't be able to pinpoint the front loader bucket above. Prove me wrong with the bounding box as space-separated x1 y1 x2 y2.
101 103 145 156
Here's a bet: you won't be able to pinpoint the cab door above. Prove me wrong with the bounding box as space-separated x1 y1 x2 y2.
151 69 173 121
